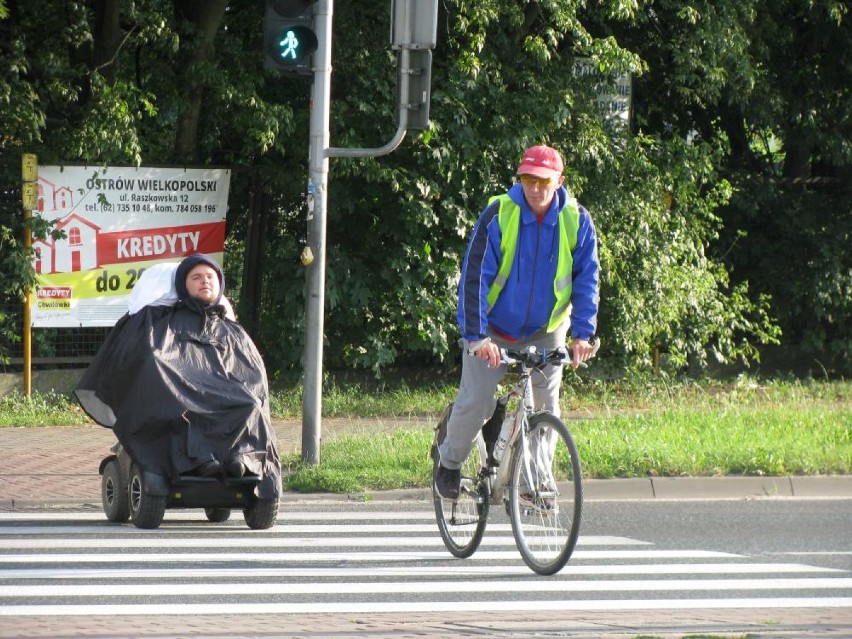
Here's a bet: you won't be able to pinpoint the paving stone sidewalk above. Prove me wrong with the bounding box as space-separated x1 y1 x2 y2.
2 420 851 507
3 608 852 639
0 418 420 507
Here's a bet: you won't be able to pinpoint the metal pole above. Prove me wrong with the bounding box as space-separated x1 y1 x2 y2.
301 0 333 466
21 153 38 398
22 218 32 398
327 47 408 159
300 1 424 465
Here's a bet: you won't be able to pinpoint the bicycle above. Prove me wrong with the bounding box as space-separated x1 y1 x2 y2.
430 340 599 575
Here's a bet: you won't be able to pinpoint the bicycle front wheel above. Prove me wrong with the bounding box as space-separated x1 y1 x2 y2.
432 406 490 558
508 412 583 575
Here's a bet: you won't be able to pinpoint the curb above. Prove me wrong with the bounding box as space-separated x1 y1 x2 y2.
3 475 852 510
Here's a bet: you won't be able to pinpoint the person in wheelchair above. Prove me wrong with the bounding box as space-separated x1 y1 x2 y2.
76 253 281 501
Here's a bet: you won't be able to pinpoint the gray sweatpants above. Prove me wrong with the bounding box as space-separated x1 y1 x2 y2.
437 323 569 470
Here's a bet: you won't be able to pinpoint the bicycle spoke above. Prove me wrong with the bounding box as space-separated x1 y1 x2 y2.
509 413 583 575
432 417 490 559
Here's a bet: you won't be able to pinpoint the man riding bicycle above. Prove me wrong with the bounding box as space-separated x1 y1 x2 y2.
435 144 600 500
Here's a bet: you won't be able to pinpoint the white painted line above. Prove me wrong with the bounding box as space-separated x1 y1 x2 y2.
0 511 436 522
4 577 852 598
0 535 646 549
2 597 851 616
0 521 633 536
0 549 742 563
0 524 452 536
0 562 842 580
0 512 211 522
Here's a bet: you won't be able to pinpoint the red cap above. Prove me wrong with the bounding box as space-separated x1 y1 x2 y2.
516 145 564 179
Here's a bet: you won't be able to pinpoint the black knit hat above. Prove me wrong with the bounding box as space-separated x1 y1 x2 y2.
175 253 224 305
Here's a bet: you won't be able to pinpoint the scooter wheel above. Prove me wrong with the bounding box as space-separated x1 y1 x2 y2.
129 464 166 529
102 459 130 523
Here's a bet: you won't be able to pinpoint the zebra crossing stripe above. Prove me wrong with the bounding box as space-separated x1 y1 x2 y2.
0 533 647 547
2 598 852 617
2 577 852 597
0 549 741 563
1 508 848 618
0 562 840 579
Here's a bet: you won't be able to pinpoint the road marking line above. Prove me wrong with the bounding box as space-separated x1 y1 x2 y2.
1 563 841 579
3 578 852 597
0 535 646 549
2 598 851 616
0 549 741 563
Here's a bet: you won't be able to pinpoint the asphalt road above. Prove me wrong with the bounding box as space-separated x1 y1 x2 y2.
583 498 852 562
1 497 850 638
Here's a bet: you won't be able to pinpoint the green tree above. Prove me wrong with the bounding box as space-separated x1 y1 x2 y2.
255 0 779 373
606 0 851 374
0 0 294 360
1 0 799 377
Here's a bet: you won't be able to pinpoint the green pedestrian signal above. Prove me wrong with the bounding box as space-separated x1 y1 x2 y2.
271 25 317 63
263 0 318 77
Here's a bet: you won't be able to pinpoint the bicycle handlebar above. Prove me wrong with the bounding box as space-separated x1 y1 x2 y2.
500 337 600 368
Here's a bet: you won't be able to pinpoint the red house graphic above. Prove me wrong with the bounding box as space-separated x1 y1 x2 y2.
37 175 74 213
33 214 101 274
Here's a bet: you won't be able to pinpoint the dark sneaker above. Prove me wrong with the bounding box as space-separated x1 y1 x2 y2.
435 464 461 500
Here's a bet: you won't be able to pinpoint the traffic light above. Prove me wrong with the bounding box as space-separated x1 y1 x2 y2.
264 0 318 77
391 0 438 130
397 50 432 130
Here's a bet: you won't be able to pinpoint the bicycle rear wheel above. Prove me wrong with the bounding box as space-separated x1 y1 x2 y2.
508 412 583 575
431 405 490 558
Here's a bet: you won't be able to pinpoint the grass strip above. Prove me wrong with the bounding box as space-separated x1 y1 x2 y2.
2 378 849 494
281 404 851 493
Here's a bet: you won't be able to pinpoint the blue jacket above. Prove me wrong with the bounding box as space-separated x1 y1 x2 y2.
458 183 599 342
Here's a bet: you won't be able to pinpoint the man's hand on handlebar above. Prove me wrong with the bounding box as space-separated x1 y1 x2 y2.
568 337 597 369
467 337 502 368
469 336 600 369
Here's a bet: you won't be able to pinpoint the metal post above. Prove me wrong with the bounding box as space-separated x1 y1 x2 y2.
301 0 333 466
21 154 38 398
300 0 434 465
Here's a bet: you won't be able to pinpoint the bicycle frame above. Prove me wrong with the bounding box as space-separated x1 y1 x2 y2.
433 339 597 574
482 357 541 505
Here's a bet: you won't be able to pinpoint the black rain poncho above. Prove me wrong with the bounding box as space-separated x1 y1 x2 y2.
75 298 281 499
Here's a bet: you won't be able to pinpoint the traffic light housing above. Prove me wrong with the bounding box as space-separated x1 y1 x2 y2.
264 0 318 77
391 0 438 130
397 50 432 130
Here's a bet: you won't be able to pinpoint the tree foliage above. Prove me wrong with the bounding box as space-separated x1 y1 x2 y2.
610 0 851 374
1 0 848 377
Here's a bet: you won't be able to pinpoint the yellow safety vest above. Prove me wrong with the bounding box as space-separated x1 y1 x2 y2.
485 194 580 332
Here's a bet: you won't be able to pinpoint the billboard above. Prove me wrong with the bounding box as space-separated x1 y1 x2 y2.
31 165 230 327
